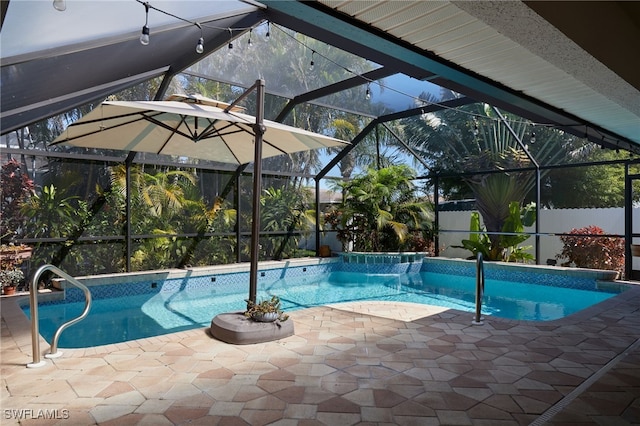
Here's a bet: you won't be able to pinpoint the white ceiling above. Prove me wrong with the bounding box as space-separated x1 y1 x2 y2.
317 0 640 146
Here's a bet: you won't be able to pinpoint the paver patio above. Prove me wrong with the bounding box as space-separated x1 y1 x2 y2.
2 285 639 425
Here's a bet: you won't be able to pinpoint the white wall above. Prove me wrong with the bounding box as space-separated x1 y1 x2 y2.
438 207 633 266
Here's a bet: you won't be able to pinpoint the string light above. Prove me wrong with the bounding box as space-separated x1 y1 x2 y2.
52 0 66 11
195 23 204 54
247 29 253 48
196 37 204 54
309 50 315 71
125 8 627 148
473 120 479 137
530 125 536 144
126 5 589 136
140 2 150 46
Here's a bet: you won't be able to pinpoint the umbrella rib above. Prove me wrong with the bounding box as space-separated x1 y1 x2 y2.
199 121 249 140
262 138 289 157
195 121 252 164
50 110 164 145
225 120 295 157
144 114 195 141
201 120 291 161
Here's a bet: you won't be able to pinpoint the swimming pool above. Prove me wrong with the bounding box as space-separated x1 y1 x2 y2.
23 258 627 348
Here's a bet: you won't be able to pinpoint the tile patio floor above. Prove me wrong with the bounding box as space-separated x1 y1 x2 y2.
2 285 640 425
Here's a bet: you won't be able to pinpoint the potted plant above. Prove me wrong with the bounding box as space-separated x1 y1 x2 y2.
0 243 31 295
244 295 289 323
1 269 24 295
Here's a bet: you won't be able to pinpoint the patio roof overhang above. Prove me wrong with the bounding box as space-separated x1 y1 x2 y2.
262 0 640 151
1 0 638 153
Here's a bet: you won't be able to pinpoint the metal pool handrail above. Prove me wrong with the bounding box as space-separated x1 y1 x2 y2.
27 264 92 368
472 252 485 325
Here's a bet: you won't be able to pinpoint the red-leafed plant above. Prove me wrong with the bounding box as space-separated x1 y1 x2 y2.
557 225 624 278
1 160 35 243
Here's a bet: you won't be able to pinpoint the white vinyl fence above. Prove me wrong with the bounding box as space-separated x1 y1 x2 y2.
438 207 635 267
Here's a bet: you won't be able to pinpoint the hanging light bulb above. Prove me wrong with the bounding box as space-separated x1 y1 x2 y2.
227 28 233 50
530 131 536 144
52 0 66 11
265 22 270 40
140 2 150 46
309 51 315 71
194 23 204 54
247 29 253 48
140 25 150 45
365 84 371 100
196 37 204 54
473 121 479 137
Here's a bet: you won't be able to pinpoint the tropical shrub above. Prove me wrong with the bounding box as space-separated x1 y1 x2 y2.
260 186 314 260
556 225 624 277
326 165 433 252
456 201 536 262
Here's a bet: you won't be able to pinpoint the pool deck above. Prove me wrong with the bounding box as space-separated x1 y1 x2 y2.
2 285 640 425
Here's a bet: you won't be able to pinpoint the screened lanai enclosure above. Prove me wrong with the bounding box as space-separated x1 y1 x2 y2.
2 1 640 283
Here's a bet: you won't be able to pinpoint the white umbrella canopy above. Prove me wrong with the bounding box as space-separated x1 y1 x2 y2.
51 98 348 164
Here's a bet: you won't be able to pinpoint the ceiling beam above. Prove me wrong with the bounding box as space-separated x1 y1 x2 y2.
274 67 398 122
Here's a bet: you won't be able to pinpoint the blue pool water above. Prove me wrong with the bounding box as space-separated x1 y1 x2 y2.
24 269 627 349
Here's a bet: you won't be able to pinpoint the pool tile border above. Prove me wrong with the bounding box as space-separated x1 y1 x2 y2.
33 256 625 305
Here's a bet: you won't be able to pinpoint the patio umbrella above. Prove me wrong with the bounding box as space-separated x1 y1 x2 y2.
51 79 349 303
51 93 345 166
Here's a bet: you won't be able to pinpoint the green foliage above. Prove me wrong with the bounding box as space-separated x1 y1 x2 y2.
20 183 91 275
109 166 237 271
259 186 314 261
456 202 536 262
556 225 624 277
21 184 80 238
542 149 628 208
326 165 433 252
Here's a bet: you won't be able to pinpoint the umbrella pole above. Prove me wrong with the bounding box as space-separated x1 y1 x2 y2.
249 79 266 305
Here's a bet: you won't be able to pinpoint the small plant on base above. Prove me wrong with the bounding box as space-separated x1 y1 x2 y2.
244 295 289 323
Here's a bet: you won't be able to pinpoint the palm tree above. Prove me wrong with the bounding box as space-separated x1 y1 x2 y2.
403 102 589 259
328 165 433 252
260 186 315 260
